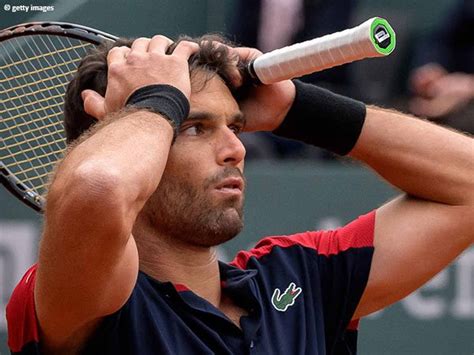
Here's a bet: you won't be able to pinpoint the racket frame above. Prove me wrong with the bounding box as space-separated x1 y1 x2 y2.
0 21 118 44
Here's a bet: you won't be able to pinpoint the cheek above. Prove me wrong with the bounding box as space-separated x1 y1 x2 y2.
165 145 211 187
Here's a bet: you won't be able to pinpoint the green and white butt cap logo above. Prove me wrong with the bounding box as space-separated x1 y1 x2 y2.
271 282 302 312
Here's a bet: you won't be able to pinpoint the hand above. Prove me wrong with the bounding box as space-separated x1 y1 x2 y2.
225 46 296 132
409 64 474 118
82 36 199 119
409 63 447 98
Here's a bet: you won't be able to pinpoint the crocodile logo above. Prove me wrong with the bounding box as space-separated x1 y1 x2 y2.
271 282 302 312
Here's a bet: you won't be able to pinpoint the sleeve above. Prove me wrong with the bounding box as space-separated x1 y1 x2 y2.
6 264 41 354
313 211 375 352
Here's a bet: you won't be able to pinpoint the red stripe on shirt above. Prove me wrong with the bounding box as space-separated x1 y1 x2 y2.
174 284 190 292
347 319 360 330
231 211 375 269
6 264 40 353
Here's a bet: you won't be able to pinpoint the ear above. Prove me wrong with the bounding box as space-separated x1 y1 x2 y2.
82 89 107 120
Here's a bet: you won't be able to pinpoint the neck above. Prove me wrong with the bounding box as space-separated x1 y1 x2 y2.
133 221 222 307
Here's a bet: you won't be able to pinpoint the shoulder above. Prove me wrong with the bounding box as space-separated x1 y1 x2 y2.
231 210 376 269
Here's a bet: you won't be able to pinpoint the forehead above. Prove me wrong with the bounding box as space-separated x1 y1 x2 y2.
189 72 240 116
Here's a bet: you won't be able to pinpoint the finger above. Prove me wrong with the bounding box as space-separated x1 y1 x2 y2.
210 42 240 66
229 46 264 87
130 37 151 52
148 35 174 53
172 40 200 59
421 63 448 79
210 40 235 56
208 43 243 87
409 70 430 95
410 63 447 94
425 80 445 98
426 95 463 117
82 89 107 120
230 46 262 63
107 46 130 66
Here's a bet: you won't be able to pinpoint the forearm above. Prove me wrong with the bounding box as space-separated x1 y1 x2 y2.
350 109 473 316
50 109 173 212
274 81 473 206
350 107 474 206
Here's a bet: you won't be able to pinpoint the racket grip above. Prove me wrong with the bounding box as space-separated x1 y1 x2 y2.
248 17 396 85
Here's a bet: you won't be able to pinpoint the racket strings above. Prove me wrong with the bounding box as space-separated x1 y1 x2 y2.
2 36 68 177
1 117 62 140
0 82 71 105
0 42 89 70
0 92 67 114
1 69 75 95
1 34 94 196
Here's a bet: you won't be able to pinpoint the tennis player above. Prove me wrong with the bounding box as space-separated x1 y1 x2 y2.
6 35 474 354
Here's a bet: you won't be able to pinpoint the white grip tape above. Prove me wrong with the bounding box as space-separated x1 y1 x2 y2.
253 18 384 84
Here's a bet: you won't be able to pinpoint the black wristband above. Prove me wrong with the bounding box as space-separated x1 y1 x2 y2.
273 80 366 155
126 84 190 136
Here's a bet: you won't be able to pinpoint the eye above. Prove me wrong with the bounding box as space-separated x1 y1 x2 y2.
181 123 204 136
229 124 243 135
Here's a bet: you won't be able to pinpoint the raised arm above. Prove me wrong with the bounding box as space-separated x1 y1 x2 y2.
227 45 473 319
350 106 474 317
35 37 198 350
263 82 473 317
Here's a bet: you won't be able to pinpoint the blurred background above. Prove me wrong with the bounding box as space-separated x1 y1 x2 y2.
0 0 473 354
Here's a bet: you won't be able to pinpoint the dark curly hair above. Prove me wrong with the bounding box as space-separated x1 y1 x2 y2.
63 35 241 144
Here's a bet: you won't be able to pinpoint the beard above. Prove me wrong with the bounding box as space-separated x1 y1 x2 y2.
142 167 245 247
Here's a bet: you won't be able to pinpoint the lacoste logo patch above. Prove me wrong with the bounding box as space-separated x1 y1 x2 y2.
271 282 302 312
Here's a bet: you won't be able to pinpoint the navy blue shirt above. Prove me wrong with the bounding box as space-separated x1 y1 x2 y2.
7 211 375 354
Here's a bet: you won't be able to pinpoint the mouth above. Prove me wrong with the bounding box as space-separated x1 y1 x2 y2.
214 177 244 195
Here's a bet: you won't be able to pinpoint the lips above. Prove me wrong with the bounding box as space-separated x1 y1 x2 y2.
214 177 244 192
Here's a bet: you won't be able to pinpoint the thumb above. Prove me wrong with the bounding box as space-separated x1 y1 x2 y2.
82 89 107 119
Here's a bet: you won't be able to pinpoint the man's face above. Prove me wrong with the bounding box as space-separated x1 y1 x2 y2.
142 71 247 247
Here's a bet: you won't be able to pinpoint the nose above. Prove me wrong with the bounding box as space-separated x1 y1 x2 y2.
216 126 246 166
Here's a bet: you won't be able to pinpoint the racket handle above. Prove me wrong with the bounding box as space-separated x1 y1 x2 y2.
248 17 396 85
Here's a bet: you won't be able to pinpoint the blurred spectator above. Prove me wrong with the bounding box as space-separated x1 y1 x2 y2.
408 0 474 134
409 64 474 119
229 0 358 160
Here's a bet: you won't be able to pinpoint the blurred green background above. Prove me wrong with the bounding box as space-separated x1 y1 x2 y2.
1 0 472 354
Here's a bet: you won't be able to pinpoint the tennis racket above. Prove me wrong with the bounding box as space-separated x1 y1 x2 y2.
0 18 396 212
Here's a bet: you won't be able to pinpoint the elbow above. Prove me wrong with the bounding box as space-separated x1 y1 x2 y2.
46 162 128 217
43 163 135 253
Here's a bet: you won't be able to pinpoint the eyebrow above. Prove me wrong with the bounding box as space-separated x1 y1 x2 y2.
186 111 246 126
